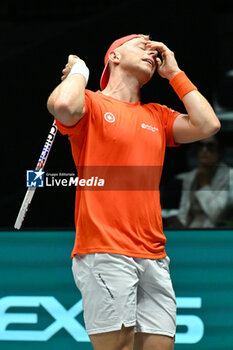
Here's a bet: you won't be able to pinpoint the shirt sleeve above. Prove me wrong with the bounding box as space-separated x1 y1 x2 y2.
156 104 181 147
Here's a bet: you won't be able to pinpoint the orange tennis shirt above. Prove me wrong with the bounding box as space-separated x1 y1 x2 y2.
56 90 180 259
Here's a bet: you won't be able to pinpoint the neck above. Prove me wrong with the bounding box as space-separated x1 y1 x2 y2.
101 70 141 103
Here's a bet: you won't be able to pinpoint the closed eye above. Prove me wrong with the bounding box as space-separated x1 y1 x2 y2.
139 44 146 50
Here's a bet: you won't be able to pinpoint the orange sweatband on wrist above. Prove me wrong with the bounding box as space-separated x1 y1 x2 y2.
169 71 197 100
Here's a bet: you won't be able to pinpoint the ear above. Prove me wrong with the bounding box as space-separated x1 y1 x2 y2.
109 50 121 65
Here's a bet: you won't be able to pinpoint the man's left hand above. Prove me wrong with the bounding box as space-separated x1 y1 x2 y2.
146 41 181 80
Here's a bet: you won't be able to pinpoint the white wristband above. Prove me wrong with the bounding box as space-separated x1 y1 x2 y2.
68 61 89 86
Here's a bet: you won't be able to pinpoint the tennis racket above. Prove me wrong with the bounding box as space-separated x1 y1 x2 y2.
14 120 57 230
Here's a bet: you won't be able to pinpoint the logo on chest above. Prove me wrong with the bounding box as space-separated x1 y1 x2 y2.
141 123 159 132
104 112 115 123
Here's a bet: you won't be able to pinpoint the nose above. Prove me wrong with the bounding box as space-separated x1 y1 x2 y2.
148 49 157 58
147 49 158 65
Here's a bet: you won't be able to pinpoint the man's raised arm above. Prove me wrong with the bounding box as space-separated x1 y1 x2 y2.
146 41 221 143
47 55 89 126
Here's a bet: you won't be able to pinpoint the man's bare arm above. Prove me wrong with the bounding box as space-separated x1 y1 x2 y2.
146 41 220 143
47 55 87 126
173 90 220 143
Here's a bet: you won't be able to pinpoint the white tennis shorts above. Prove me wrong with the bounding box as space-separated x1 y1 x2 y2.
72 253 176 337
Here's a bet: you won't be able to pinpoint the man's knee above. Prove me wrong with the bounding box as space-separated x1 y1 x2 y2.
134 333 175 350
90 325 135 350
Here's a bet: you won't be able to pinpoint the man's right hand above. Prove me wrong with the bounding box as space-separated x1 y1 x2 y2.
61 55 86 81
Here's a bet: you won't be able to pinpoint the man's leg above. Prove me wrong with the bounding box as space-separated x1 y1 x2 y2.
90 325 135 350
72 254 140 349
134 257 176 350
134 333 175 350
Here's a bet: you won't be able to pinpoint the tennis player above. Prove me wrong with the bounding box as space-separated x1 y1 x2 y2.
47 34 220 350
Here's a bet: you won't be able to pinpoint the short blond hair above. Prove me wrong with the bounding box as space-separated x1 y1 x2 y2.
138 34 150 40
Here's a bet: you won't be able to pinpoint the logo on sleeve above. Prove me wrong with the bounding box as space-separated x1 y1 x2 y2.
104 112 115 123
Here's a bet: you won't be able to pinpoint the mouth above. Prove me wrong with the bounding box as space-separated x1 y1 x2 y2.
142 58 154 68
